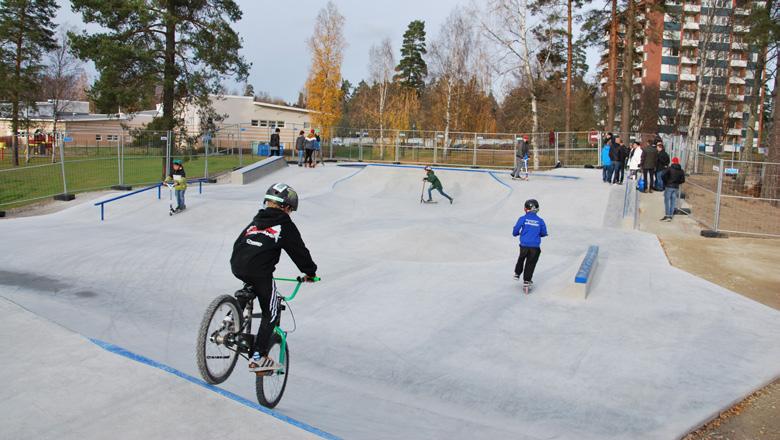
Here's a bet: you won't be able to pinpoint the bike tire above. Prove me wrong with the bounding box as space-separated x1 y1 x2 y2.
255 339 289 408
196 295 242 384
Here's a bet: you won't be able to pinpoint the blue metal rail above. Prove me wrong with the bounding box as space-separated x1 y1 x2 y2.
95 178 209 221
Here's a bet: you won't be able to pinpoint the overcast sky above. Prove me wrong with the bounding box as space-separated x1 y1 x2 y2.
56 0 601 104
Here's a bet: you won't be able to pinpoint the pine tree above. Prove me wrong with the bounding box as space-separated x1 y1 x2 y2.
0 0 59 166
69 0 250 132
394 20 428 93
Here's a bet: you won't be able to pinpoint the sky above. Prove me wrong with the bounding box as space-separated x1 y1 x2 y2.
55 0 602 104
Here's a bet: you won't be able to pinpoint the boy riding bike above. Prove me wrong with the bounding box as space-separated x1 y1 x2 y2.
230 183 318 372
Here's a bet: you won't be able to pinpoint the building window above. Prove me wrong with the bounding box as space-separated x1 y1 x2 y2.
661 64 679 74
662 46 680 56
276 121 285 128
107 134 118 141
95 135 102 141
259 120 268 127
251 120 259 127
303 122 310 129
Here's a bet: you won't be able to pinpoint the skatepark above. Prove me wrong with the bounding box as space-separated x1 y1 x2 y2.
2 162 779 439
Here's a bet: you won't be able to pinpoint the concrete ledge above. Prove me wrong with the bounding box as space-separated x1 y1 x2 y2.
53 193 75 201
231 156 287 185
565 245 599 299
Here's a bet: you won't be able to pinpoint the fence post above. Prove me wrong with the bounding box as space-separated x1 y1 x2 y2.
555 132 559 165
57 132 70 197
433 133 438 164
165 131 171 179
358 131 363 161
472 133 478 166
116 132 122 186
714 158 724 232
204 130 210 178
395 134 399 162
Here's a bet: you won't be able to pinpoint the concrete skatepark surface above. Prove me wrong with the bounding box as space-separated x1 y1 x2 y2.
1 164 779 439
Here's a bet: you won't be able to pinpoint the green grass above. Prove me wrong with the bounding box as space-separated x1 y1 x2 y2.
0 153 261 209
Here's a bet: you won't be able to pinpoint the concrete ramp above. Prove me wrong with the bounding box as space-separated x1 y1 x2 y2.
0 297 329 440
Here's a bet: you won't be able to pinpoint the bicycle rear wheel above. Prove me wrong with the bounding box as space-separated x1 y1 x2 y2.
196 295 242 384
255 339 289 408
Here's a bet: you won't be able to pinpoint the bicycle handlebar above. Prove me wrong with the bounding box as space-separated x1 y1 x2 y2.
272 276 321 302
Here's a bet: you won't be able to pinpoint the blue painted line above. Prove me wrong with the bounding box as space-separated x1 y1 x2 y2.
331 166 366 189
488 171 513 192
336 162 579 180
89 338 341 440
575 245 599 284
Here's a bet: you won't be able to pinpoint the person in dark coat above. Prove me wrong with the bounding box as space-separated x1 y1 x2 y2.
654 143 670 191
640 141 658 193
612 137 629 184
269 128 281 156
661 157 685 221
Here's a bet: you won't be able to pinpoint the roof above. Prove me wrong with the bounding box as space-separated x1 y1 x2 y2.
252 101 314 114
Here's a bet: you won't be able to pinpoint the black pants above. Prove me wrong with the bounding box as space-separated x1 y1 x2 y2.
613 161 625 183
236 275 280 356
304 149 314 165
642 168 656 191
269 148 280 157
515 246 541 283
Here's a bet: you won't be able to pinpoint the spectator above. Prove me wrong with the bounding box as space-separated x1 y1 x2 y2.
653 132 662 147
655 143 670 191
613 138 629 184
269 127 281 157
609 136 622 184
601 134 613 183
661 157 685 221
295 130 305 167
640 140 658 193
304 130 316 168
628 141 642 180
512 136 530 179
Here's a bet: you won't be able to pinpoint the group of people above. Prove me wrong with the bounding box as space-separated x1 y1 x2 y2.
269 128 322 168
600 133 686 221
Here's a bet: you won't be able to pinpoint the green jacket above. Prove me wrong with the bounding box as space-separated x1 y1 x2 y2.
425 171 442 190
165 168 188 191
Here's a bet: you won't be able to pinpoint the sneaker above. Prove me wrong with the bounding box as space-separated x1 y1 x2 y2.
660 216 668 221
513 274 520 280
664 216 673 222
248 355 282 372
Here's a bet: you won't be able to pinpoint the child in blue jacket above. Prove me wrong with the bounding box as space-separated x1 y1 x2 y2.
512 199 548 287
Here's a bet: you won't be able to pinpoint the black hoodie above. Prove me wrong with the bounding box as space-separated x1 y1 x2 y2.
662 164 686 188
230 208 317 279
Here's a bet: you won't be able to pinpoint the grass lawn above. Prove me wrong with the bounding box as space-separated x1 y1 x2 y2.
0 154 261 209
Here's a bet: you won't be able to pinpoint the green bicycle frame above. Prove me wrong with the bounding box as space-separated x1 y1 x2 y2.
270 276 320 367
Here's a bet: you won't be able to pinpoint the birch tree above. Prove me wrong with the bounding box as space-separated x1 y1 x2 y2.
369 38 395 155
429 8 475 156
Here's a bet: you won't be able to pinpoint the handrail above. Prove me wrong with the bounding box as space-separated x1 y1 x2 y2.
94 178 211 221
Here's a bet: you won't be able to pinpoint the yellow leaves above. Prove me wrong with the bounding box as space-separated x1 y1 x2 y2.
304 1 345 136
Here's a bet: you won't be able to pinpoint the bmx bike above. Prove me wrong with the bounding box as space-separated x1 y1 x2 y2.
195 276 319 408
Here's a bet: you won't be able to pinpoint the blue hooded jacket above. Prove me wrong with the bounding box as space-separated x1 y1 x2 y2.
601 144 612 166
513 211 548 248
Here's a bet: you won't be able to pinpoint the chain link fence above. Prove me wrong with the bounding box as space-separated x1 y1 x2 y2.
682 148 780 237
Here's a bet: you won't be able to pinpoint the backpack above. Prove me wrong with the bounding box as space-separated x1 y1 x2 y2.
637 177 646 191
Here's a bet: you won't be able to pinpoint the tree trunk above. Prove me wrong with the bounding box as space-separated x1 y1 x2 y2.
607 0 618 133
620 0 636 140
761 66 779 201
162 0 177 131
531 93 539 169
741 0 772 161
444 79 452 157
565 0 572 164
11 7 27 167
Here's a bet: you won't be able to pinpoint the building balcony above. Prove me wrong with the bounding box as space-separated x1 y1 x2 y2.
680 56 697 64
684 4 701 13
727 94 745 101
745 71 754 80
727 128 742 135
682 39 699 47
633 77 643 85
729 112 744 119
733 25 749 33
734 8 749 15
600 76 608 84
731 42 748 50
729 76 746 85
679 90 695 99
730 59 747 68
683 22 699 30
680 73 697 81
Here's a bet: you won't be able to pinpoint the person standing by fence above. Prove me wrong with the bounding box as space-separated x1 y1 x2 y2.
628 141 642 180
295 130 305 167
512 136 530 179
601 134 613 183
655 143 670 191
661 157 685 221
640 140 658 193
269 128 281 157
303 130 316 168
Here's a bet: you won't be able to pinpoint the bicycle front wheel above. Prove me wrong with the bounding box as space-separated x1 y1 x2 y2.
196 295 242 384
255 339 289 408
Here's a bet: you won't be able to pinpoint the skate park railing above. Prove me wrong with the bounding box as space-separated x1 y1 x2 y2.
94 178 209 221
230 155 287 185
569 245 599 299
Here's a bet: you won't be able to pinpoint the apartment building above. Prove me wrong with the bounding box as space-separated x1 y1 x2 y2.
599 0 766 151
